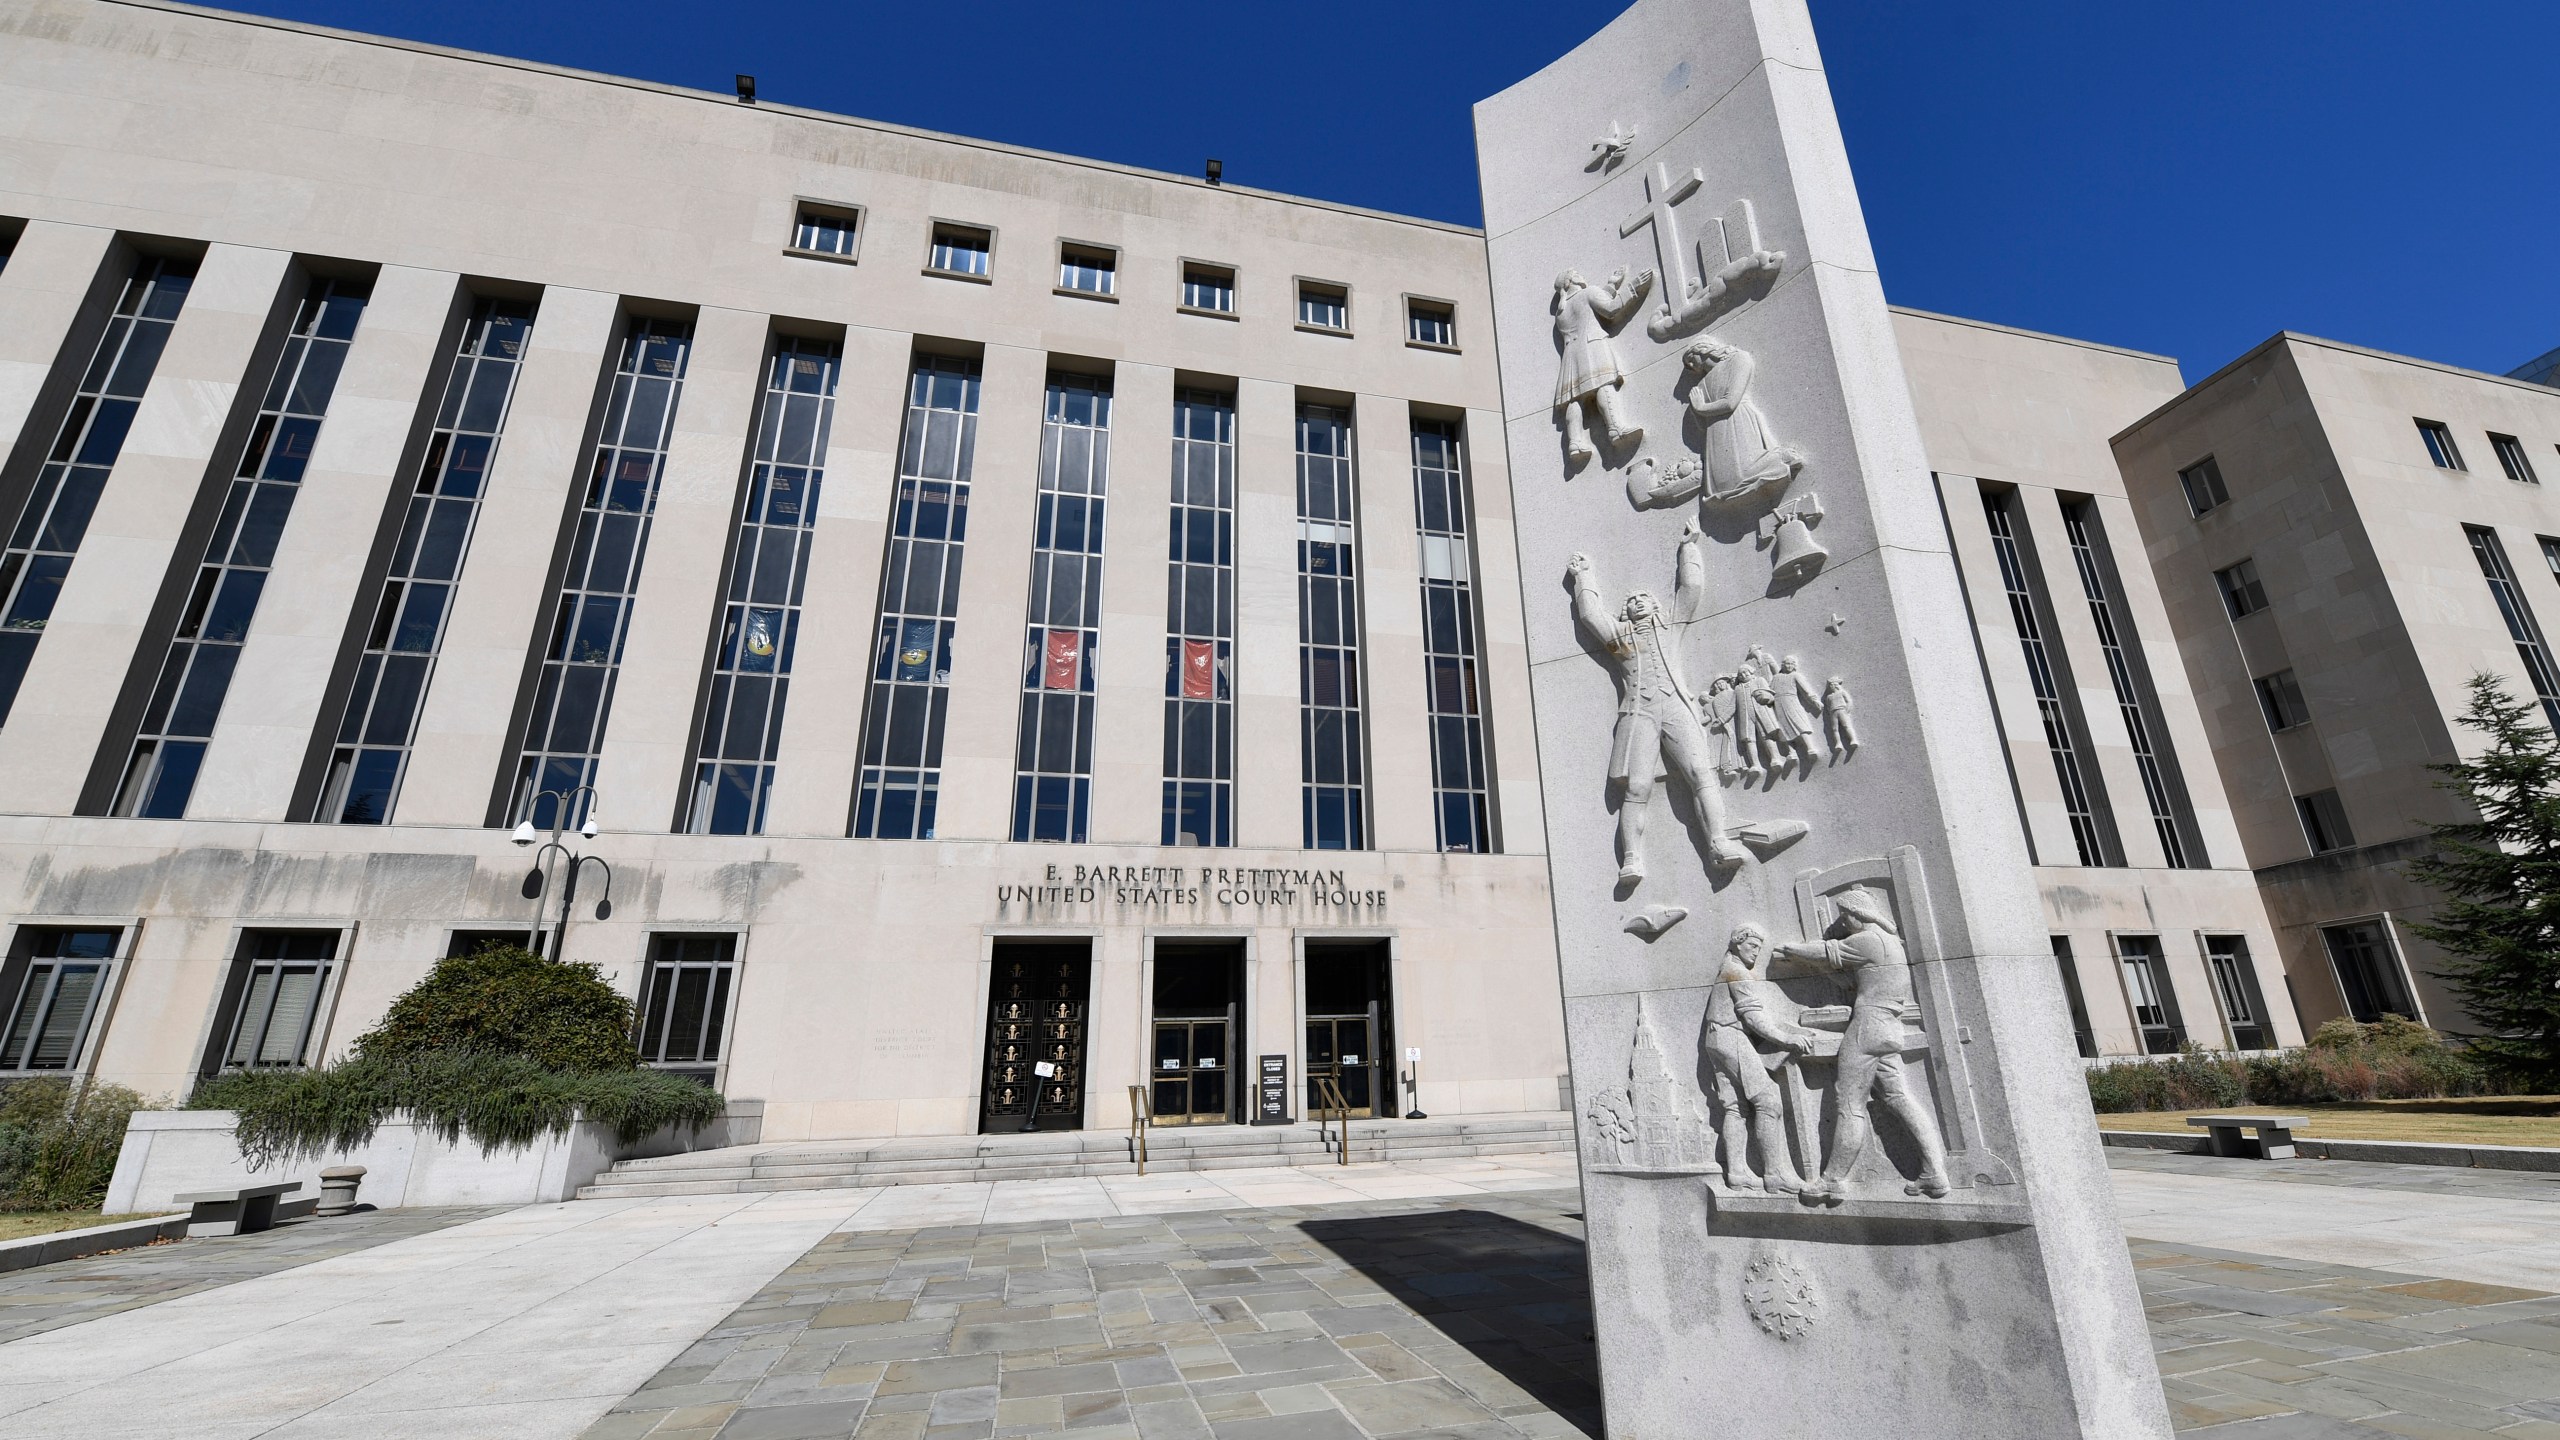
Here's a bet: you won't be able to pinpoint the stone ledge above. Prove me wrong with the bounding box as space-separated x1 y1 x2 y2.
0 1214 189 1274
2100 1128 2560 1172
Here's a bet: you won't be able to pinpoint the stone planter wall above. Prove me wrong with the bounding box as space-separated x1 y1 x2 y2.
103 1101 762 1212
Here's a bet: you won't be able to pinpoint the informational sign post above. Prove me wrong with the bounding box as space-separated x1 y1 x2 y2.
1254 1054 1289 1125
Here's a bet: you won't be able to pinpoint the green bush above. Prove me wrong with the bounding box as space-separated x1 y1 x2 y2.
354 945 638 1071
0 1078 151 1211
2084 1019 2493 1113
190 1052 724 1168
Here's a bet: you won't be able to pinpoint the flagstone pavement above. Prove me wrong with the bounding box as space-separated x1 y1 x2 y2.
0 1150 2557 1437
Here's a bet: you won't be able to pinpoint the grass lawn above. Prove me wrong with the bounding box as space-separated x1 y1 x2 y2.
0 1212 169 1242
2094 1096 2560 1148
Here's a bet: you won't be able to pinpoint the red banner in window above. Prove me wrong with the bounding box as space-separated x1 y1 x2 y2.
1043 629 1082 690
1180 640 1216 699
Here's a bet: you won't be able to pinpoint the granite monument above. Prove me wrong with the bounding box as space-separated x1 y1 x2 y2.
1476 0 2170 1433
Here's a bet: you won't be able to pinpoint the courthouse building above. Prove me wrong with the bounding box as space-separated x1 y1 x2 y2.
0 0 2537 1138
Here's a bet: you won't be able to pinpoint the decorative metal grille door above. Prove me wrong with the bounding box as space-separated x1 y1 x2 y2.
980 949 1090 1132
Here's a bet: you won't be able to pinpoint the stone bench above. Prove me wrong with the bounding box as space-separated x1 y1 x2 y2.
2186 1114 2307 1160
173 1180 301 1237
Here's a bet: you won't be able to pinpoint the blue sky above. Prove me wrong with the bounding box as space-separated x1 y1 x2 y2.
227 0 2559 381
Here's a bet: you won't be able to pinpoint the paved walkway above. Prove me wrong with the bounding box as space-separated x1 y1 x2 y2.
2 1150 2559 1437
0 1205 501 1344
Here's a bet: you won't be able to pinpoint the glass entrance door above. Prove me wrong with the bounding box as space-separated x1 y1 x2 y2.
1150 1015 1231 1124
980 944 1090 1133
1305 1009 1379 1117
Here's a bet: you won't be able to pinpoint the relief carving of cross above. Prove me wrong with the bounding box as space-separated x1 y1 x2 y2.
1619 160 1705 298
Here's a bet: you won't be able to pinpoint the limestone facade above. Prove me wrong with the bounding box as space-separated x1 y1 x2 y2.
0 0 2530 1137
2112 332 2560 1037
0 0 1558 1138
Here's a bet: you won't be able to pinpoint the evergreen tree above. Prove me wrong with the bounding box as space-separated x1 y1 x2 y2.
2405 673 2560 1087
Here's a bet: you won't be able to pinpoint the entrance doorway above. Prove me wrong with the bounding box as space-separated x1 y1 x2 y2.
1150 941 1244 1125
1305 940 1393 1118
980 941 1091 1133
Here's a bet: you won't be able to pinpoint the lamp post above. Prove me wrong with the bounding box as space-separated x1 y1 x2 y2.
512 785 614 960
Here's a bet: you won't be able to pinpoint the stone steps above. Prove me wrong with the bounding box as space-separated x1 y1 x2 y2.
575 1111 1574 1199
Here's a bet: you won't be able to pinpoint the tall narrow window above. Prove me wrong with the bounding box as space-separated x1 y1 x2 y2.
209 931 337 1072
853 356 979 839
1412 418 1492 853
636 933 735 1079
1163 389 1234 848
1012 374 1110 844
318 297 535 824
1298 405 1366 849
2321 921 2415 1023
2051 937 2096 1059
0 928 119 1072
2466 525 2560 734
0 255 196 722
507 316 691 831
685 336 838 835
2114 934 2184 1054
2204 935 2272 1050
113 278 370 818
1983 488 2113 867
2063 500 2195 867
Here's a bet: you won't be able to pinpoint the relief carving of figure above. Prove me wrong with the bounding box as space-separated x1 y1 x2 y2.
1823 677 1858 754
1704 674 1743 783
1552 266 1654 466
1775 656 1826 763
1629 338 1804 511
1703 923 1820 1194
1566 520 1749 881
1774 886 1951 1205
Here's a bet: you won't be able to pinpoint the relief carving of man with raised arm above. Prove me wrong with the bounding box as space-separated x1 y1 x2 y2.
1774 886 1951 1205
1566 519 1747 884
1552 265 1653 466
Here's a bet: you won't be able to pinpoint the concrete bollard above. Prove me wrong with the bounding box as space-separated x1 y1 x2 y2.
316 1166 367 1217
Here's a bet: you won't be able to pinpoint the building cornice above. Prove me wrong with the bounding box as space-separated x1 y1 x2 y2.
82 0 1485 240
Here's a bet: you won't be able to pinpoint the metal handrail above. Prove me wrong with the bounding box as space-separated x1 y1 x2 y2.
1127 1084 1150 1175
1312 1074 1352 1165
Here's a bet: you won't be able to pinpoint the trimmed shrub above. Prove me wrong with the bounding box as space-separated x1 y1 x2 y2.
354 945 638 1071
0 1078 152 1211
2085 1019 2492 1113
190 1052 724 1168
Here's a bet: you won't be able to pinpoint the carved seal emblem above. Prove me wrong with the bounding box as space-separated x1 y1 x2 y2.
1740 1252 1819 1340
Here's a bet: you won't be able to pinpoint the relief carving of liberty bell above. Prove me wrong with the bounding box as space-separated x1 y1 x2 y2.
1758 491 1827 584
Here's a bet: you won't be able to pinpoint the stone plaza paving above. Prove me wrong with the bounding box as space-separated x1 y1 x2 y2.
0 1151 2557 1436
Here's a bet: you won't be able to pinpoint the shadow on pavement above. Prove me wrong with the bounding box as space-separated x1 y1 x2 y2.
1299 1206 1603 1436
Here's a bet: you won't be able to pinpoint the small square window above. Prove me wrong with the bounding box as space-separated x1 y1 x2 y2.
2417 419 2465 471
1406 298 1456 349
1058 243 1116 298
1181 264 1235 314
1297 281 1349 333
2254 669 2310 731
2296 789 2355 854
789 203 860 261
2492 433 2539 484
928 224 992 279
2178 456 2229 515
2215 558 2268 618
